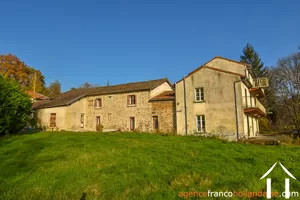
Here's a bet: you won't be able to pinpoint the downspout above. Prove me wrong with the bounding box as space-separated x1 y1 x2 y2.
233 80 240 141
174 82 177 135
183 76 188 135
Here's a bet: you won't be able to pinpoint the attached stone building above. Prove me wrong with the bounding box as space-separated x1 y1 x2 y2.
35 78 176 133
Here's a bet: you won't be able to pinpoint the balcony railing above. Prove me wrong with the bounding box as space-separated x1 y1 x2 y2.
242 96 266 117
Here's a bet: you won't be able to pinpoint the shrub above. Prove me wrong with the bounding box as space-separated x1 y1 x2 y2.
0 76 32 135
259 118 272 133
96 124 104 132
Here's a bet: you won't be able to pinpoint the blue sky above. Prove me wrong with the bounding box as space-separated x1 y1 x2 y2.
0 0 299 91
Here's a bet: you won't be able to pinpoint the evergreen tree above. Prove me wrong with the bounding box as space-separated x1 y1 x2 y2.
240 43 267 77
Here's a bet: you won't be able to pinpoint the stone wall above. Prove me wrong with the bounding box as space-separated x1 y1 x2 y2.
150 100 176 133
85 91 153 132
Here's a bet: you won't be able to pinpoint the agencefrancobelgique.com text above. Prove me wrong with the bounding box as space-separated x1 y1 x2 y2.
178 190 299 198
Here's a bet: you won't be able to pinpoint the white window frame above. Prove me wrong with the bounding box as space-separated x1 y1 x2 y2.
195 88 204 102
196 115 205 132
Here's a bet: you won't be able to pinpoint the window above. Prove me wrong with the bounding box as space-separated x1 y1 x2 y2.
196 115 205 132
50 113 56 127
130 117 135 130
80 114 84 128
108 113 112 121
128 95 136 106
94 98 102 108
195 88 204 102
153 116 159 130
244 89 247 107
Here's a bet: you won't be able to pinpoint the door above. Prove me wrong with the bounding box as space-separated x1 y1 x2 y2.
153 116 159 131
130 117 135 130
96 116 101 130
50 113 56 127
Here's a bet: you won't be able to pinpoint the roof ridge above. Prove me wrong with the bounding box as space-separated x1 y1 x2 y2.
36 77 171 109
94 77 169 89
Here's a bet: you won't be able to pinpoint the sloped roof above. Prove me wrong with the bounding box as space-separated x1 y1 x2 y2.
35 78 171 109
26 91 49 100
149 91 175 101
32 100 51 109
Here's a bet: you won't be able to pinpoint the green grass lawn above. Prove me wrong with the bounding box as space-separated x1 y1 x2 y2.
0 131 299 200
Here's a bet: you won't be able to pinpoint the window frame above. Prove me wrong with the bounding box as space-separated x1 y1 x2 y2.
196 115 206 132
80 113 85 128
127 95 136 106
194 87 204 102
153 116 159 130
94 98 102 108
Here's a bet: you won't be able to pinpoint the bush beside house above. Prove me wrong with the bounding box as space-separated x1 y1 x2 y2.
0 76 32 136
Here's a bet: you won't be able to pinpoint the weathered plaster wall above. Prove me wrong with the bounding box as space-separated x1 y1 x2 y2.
150 82 173 98
176 67 245 137
206 58 247 76
65 98 87 131
37 106 66 129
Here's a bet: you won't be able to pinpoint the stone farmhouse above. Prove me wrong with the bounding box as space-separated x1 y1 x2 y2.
34 78 176 133
34 56 267 139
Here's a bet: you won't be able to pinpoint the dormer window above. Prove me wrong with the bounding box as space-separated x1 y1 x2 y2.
128 95 136 106
94 98 102 108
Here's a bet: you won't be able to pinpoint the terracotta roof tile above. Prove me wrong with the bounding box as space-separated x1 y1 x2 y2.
149 91 175 101
26 91 49 100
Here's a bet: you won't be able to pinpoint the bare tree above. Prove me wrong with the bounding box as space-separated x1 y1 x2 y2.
273 51 300 133
80 82 99 88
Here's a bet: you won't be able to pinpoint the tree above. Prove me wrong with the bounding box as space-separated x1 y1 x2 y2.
27 69 47 94
240 43 277 129
240 43 267 77
0 54 47 94
47 80 61 99
0 54 30 86
80 82 93 88
273 50 300 133
0 76 33 135
80 82 99 88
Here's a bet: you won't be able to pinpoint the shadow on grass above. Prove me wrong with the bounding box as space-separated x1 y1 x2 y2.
18 129 43 135
0 129 43 138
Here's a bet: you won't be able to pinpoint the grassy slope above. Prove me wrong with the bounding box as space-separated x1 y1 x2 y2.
0 132 299 200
